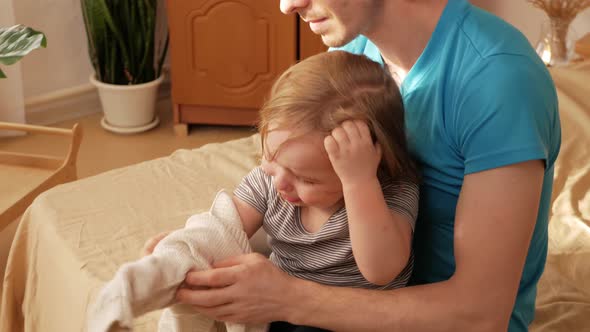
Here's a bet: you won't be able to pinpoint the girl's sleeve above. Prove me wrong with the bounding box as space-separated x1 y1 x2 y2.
233 166 271 215
382 180 419 230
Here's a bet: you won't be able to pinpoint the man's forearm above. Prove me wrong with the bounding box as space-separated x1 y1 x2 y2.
285 276 504 332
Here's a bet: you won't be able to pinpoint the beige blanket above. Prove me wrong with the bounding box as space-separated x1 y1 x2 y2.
1 62 589 331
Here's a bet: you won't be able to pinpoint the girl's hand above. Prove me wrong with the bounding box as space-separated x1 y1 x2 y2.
324 120 382 187
141 230 172 256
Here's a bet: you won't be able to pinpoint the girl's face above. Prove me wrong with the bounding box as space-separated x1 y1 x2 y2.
262 128 344 211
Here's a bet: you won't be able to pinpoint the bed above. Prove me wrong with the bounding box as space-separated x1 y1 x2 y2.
1 61 589 332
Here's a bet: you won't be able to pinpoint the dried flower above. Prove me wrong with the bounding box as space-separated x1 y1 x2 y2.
527 0 590 20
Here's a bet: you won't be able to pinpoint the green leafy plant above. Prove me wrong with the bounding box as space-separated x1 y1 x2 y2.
0 25 47 79
81 0 169 85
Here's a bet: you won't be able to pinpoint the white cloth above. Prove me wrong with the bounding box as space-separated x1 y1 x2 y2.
87 190 268 332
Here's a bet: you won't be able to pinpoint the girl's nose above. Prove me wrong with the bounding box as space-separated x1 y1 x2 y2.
274 170 294 192
280 0 310 15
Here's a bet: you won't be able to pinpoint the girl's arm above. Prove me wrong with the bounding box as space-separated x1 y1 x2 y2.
232 195 264 238
232 166 270 238
324 120 414 285
342 179 413 285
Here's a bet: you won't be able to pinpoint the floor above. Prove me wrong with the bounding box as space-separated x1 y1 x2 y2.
0 99 255 178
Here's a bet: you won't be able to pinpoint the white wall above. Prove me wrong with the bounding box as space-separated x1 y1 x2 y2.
472 0 590 46
9 0 169 124
0 0 26 124
14 0 93 99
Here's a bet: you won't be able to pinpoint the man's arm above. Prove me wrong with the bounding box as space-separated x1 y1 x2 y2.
176 160 544 331
289 159 545 331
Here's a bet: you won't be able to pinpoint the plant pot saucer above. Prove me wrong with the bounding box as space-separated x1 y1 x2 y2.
100 116 160 134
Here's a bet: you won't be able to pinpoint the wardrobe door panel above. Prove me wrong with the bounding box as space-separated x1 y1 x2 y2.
168 0 296 109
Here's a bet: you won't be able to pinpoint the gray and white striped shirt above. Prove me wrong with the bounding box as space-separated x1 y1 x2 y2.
234 166 419 290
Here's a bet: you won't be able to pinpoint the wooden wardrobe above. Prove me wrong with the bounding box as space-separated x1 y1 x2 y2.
166 0 327 135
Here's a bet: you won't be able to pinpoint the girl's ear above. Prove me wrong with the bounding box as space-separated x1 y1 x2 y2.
369 122 378 144
374 142 383 160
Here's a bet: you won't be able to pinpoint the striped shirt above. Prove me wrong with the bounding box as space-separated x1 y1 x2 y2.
234 166 419 290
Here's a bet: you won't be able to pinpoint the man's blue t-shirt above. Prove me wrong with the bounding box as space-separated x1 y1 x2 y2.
333 0 561 330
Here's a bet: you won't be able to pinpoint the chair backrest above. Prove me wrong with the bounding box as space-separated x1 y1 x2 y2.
0 122 83 231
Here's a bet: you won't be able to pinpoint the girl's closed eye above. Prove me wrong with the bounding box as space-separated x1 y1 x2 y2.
298 177 317 185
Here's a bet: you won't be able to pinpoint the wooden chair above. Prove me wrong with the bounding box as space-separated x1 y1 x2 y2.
0 122 82 231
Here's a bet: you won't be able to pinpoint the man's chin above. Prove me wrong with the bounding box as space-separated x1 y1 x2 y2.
321 33 358 48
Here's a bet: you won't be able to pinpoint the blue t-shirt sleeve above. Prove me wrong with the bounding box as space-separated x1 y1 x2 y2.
452 55 559 174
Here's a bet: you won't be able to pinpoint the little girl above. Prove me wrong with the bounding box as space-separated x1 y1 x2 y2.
235 50 419 290
89 51 419 332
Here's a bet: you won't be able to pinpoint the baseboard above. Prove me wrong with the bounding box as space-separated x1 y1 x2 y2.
25 84 102 126
25 72 172 126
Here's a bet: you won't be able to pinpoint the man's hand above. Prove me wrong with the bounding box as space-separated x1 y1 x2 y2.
175 253 306 324
141 231 172 256
324 120 382 186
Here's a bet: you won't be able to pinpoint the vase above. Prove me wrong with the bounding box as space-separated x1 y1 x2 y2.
535 17 576 66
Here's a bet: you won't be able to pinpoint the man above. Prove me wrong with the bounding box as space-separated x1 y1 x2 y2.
173 1 561 331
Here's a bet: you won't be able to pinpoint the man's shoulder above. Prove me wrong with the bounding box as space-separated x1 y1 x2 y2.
459 6 537 61
464 54 553 93
445 5 549 85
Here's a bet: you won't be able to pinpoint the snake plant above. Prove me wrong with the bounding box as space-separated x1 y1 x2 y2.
81 0 169 85
0 25 47 79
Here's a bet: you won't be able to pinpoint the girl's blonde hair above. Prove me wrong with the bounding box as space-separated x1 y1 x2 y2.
259 51 419 183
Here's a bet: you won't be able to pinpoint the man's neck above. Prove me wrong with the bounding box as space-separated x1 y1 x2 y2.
364 0 448 74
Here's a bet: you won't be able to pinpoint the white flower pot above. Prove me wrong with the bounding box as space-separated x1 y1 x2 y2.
90 74 164 134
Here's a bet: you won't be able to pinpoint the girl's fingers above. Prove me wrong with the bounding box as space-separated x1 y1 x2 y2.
355 120 372 141
342 120 361 140
141 231 171 256
324 135 339 158
330 127 350 146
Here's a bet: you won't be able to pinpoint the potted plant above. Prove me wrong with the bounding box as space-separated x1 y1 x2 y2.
81 0 169 134
0 25 46 79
